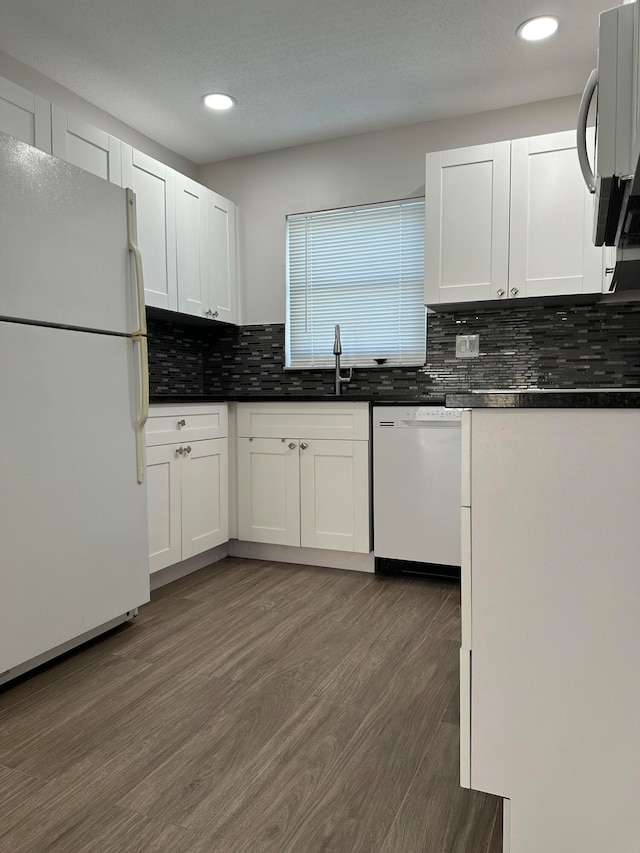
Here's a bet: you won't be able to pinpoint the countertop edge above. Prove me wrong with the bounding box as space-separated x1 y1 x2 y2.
446 391 640 408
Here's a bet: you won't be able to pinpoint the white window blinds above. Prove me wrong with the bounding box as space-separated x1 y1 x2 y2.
286 199 426 368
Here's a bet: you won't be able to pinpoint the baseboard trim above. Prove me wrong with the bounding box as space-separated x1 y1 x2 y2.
150 543 230 590
228 540 375 573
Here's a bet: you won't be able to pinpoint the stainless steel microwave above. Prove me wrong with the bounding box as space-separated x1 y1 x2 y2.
578 1 639 257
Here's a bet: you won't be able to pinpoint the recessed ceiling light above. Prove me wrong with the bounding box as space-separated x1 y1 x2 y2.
203 93 236 111
516 16 559 41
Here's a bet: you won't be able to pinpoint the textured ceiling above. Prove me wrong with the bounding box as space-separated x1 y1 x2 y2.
0 0 612 164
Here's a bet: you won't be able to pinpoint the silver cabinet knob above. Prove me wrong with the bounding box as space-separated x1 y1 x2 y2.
510 287 519 296
177 419 186 428
205 309 212 317
185 445 192 454
300 442 308 450
212 310 218 319
288 442 297 450
176 446 184 455
496 288 505 297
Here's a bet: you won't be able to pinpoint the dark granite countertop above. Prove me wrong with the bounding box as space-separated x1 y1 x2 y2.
150 394 447 405
446 389 640 408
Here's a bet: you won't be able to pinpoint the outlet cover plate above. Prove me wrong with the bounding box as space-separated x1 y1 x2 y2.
456 334 480 358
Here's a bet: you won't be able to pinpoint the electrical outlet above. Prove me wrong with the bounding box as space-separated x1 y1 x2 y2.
456 334 480 358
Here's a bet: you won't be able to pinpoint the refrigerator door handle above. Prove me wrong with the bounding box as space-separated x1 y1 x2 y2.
127 187 149 484
126 188 147 337
133 334 149 484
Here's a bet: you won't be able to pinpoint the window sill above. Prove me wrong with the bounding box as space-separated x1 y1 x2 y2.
284 362 426 371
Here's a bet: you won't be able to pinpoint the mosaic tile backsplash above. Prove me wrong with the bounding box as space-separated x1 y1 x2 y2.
148 301 640 398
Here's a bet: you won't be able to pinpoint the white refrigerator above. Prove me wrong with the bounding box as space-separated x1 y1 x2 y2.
0 132 150 683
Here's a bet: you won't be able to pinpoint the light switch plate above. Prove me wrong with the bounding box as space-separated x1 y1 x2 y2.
456 334 480 358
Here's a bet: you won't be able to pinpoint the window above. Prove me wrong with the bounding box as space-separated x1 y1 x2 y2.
286 198 426 368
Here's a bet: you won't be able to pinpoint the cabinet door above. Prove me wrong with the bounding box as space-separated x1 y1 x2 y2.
146 444 182 573
0 75 51 152
299 439 370 553
122 145 177 311
425 142 510 305
51 106 121 184
182 438 229 558
208 192 238 324
509 131 603 297
176 175 210 318
237 437 300 546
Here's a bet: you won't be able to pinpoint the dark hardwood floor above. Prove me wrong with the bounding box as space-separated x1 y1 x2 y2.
0 558 502 852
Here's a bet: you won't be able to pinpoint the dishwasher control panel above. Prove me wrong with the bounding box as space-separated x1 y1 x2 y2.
374 405 462 427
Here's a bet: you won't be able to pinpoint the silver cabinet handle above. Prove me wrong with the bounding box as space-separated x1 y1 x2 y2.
177 419 186 428
176 446 184 455
300 442 309 450
510 287 519 296
185 445 192 454
605 267 615 275
288 442 297 450
496 288 505 297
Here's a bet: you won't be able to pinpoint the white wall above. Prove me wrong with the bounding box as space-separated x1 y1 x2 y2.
0 51 197 178
198 95 581 325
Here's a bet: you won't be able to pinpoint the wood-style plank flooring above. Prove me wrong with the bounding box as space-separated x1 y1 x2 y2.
0 558 502 852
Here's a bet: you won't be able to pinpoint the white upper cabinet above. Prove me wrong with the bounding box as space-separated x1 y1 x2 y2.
425 130 605 308
0 75 238 323
122 145 178 312
0 76 51 152
425 142 511 305
509 130 602 298
51 106 121 185
175 173 209 318
174 180 238 324
208 193 238 324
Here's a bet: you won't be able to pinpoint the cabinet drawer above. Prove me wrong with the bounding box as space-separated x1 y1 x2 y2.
237 402 369 440
146 404 228 446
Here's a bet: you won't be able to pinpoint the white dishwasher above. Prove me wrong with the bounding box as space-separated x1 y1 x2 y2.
373 405 462 579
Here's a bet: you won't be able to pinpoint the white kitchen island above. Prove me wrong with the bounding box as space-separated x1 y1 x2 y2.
447 393 640 853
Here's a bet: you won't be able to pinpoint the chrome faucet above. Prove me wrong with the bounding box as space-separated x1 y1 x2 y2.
333 324 353 395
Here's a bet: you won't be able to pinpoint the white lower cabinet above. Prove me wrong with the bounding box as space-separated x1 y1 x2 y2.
237 403 370 554
462 407 640 853
181 438 228 559
299 438 369 552
146 442 182 571
238 437 300 546
145 405 228 573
